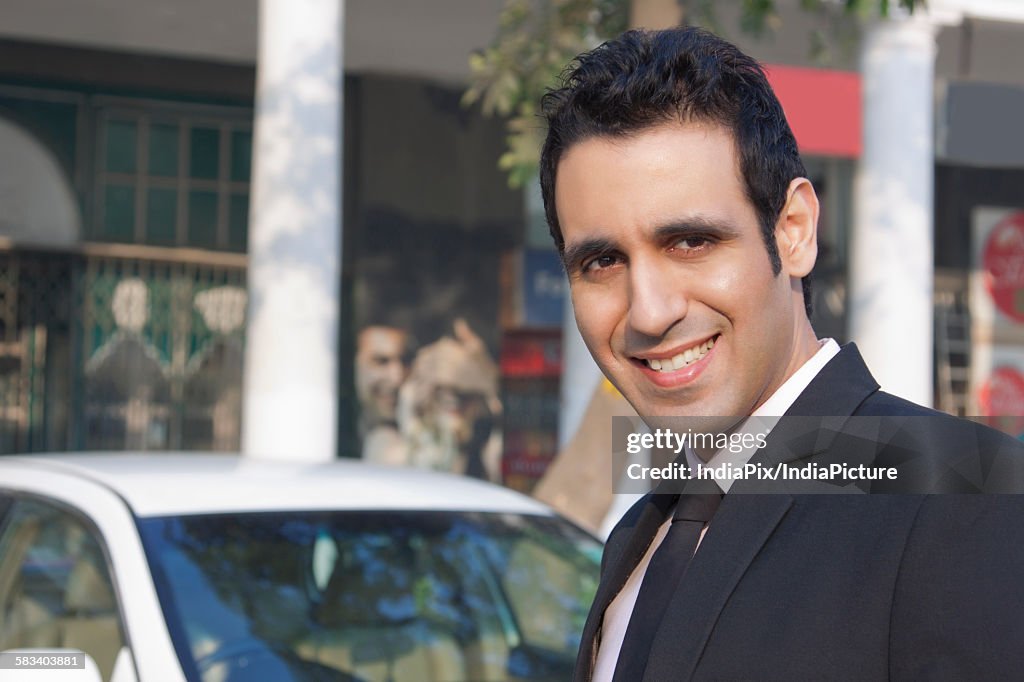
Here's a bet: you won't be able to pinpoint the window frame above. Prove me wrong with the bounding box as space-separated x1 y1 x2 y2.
92 97 252 252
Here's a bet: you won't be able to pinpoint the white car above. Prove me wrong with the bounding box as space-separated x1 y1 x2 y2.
0 454 602 682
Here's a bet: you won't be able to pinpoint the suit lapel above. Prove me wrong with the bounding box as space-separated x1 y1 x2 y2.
641 493 793 681
573 492 675 682
785 343 879 418
576 344 882 681
738 343 882 483
640 344 878 678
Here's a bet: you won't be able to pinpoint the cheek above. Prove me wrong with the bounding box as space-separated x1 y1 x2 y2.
571 287 624 358
704 251 785 321
571 289 608 334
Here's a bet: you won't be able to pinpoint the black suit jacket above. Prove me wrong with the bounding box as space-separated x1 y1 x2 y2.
575 344 1024 681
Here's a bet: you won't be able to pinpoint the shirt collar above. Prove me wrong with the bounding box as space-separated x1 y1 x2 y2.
683 338 840 491
752 338 840 418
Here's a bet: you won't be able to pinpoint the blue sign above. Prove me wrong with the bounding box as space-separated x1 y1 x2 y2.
523 249 566 328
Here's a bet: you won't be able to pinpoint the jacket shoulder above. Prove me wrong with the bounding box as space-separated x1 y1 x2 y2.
858 389 1022 447
855 390 950 418
891 495 1024 677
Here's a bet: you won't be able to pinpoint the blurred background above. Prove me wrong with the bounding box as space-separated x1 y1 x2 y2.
2 0 1024 530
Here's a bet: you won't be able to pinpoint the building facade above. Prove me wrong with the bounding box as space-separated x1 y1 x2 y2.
2 0 1023 490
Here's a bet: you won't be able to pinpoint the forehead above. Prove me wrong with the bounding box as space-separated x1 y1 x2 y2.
554 121 752 245
358 327 407 355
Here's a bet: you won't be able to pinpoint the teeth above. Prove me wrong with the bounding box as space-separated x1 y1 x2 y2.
645 336 716 372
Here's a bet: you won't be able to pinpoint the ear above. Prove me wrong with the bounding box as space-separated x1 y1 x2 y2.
774 177 819 279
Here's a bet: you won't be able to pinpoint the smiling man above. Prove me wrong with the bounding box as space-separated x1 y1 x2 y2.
540 27 1024 682
555 121 820 421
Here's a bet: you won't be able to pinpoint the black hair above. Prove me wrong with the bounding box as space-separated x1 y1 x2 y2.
539 27 813 316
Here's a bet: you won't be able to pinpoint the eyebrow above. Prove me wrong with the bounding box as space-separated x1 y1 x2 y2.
561 238 618 273
561 216 743 272
651 216 743 242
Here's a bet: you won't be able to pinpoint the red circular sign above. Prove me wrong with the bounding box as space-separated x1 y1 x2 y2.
983 212 1024 323
978 365 1024 418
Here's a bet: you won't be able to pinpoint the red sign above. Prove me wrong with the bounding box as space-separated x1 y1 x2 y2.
500 330 562 377
983 212 1024 323
765 65 861 159
978 365 1024 436
979 366 1024 416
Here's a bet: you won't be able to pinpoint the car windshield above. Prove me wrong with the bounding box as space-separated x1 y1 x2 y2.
137 510 601 682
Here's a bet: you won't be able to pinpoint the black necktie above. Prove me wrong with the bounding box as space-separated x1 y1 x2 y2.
611 491 723 682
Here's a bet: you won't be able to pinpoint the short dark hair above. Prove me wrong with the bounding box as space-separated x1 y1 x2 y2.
539 27 813 316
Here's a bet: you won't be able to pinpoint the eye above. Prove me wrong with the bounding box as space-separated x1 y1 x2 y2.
582 254 620 273
670 235 713 254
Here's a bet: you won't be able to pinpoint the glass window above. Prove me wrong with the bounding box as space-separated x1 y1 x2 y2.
0 498 127 681
103 184 136 241
149 123 180 177
500 525 597 652
138 511 601 682
189 127 220 180
228 193 249 252
94 108 251 251
105 120 136 173
188 191 219 248
230 130 252 183
146 188 178 244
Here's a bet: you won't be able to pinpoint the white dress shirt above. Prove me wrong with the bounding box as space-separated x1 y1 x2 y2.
591 338 840 682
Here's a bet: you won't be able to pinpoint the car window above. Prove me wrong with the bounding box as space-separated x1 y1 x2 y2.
0 498 127 682
139 510 601 682
499 522 599 657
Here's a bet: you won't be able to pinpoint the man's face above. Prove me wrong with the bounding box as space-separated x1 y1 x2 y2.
555 121 815 419
355 326 409 425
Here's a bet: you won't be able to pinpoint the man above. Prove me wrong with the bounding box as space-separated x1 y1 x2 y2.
399 318 503 482
356 320 503 481
539 27 1024 681
355 324 411 464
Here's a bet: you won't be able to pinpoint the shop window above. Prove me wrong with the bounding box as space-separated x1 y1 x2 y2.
145 188 178 244
102 184 135 240
228 193 249 251
189 127 220 180
187 190 219 247
147 123 179 177
104 120 136 174
94 106 251 251
230 130 252 182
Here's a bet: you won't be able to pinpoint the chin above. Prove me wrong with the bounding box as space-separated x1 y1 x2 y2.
642 412 741 435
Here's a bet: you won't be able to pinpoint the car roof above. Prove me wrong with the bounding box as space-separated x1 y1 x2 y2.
0 453 555 518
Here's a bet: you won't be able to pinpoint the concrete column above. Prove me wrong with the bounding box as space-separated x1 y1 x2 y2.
243 0 344 461
849 13 936 407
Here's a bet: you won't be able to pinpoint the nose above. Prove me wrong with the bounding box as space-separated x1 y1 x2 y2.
627 257 689 339
383 358 407 386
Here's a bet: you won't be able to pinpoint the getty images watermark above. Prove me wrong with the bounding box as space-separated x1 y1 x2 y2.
611 415 1024 494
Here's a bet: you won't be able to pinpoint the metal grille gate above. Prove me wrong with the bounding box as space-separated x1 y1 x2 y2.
0 248 246 454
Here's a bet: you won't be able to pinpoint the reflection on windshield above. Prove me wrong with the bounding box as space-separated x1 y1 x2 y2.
138 511 601 682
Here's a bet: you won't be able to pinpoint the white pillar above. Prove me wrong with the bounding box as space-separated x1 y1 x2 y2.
243 0 344 461
849 14 936 407
559 294 603 448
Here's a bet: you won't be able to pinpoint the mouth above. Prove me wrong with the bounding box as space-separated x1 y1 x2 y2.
637 335 718 373
628 334 720 391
